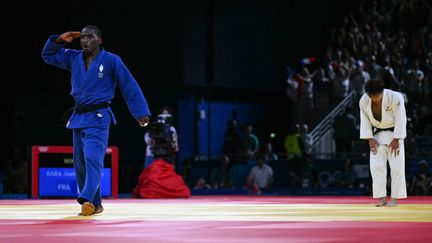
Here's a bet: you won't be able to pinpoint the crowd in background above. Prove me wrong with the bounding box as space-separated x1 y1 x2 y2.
287 0 432 158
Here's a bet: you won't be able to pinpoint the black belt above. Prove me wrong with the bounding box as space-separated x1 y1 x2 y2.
62 102 110 122
373 127 394 135
73 103 110 113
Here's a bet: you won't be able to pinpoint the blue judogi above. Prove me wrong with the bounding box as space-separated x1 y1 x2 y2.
42 35 151 205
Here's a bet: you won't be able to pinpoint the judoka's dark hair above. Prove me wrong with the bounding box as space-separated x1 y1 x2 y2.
364 79 384 95
82 25 102 39
82 25 103 47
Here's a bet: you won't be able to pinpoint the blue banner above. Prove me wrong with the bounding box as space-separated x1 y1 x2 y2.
39 168 112 197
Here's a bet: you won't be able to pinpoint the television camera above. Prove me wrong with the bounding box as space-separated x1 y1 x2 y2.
146 114 177 159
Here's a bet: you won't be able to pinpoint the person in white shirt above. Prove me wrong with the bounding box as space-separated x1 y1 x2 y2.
246 155 274 194
359 79 407 207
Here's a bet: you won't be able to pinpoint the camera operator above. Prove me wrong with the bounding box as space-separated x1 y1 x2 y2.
144 106 179 169
133 106 189 198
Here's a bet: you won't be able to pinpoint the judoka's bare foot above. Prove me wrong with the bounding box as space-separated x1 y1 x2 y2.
376 197 387 207
386 198 397 207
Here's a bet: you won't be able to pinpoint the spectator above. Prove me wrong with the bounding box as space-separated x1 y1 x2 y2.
381 55 401 91
299 123 313 156
240 124 260 159
194 178 211 190
298 154 319 188
262 141 279 161
337 158 358 188
298 66 315 110
222 119 242 158
404 58 424 103
330 64 351 109
210 155 235 189
409 160 432 195
284 124 303 160
288 155 303 187
286 66 299 102
245 154 274 194
312 67 332 105
333 105 359 153
349 60 370 97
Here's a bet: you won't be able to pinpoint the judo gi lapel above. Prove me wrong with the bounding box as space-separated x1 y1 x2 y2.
76 50 105 101
84 49 105 79
83 51 99 79
68 52 88 104
381 89 393 125
368 89 392 127
367 96 381 125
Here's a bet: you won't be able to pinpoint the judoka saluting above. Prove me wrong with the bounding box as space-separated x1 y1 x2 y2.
42 25 151 215
359 79 407 207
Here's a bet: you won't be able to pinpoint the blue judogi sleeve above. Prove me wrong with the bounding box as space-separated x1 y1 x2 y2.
111 55 151 119
41 35 151 129
41 35 78 71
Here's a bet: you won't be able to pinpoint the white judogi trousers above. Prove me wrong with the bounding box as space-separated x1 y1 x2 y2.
369 131 407 199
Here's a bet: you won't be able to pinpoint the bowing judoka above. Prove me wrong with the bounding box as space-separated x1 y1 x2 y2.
42 25 151 215
359 79 407 207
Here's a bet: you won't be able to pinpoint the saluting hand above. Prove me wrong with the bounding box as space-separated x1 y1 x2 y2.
57 31 81 43
137 116 150 127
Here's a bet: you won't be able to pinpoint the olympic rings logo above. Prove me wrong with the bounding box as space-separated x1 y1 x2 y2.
38 146 49 152
318 170 341 187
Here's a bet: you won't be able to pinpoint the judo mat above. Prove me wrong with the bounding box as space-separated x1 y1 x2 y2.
0 196 431 242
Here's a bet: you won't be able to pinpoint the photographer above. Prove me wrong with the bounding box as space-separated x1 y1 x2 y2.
133 107 190 199
144 106 179 169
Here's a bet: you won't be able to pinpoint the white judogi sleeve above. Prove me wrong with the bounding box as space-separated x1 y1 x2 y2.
359 94 374 139
391 92 407 139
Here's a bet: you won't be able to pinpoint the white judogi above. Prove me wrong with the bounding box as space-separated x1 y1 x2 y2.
359 89 407 199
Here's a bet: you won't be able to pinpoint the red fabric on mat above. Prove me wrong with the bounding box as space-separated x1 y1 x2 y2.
132 159 191 198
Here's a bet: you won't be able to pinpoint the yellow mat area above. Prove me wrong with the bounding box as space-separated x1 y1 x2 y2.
1 203 432 222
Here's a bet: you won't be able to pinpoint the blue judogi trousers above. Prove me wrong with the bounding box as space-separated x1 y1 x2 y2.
73 126 109 206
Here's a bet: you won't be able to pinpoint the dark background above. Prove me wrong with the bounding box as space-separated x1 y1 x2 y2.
1 0 359 192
